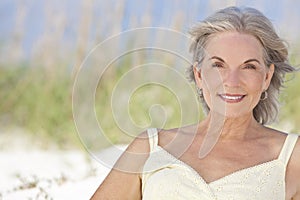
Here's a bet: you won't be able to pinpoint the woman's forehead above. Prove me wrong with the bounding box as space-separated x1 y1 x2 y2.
204 31 264 62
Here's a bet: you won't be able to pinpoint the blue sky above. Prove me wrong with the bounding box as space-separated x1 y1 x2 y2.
0 0 299 60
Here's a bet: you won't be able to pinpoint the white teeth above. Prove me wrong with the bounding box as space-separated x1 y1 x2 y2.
221 95 243 100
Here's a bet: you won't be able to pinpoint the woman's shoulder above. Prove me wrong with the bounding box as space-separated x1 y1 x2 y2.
283 131 300 198
120 131 152 159
263 128 300 198
265 127 300 164
286 130 300 165
124 126 193 153
125 126 191 153
155 125 201 154
262 127 296 145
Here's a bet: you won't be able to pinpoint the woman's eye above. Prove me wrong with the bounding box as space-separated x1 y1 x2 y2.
244 64 256 69
212 63 224 68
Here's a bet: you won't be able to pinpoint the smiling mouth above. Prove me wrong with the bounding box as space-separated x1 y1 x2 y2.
218 94 246 103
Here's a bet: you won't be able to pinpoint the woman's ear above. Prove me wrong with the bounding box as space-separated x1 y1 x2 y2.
193 62 202 88
264 63 275 90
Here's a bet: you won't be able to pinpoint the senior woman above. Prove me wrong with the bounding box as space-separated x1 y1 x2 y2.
91 6 299 199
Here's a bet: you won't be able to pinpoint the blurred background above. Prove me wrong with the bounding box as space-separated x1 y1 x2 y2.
0 0 300 198
1 0 299 149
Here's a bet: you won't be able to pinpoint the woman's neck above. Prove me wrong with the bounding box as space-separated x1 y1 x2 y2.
197 111 265 158
201 112 263 141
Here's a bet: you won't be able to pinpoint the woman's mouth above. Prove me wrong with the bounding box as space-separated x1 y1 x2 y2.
218 94 246 103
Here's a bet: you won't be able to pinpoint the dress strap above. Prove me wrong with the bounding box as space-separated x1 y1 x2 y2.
278 133 299 166
147 128 158 152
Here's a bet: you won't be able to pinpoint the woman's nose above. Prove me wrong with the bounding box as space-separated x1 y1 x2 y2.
223 70 241 87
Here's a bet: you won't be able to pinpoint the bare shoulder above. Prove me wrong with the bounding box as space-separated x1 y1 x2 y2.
90 131 151 200
251 127 300 199
290 133 300 161
262 127 292 152
124 131 151 154
156 125 200 157
266 128 300 159
289 133 300 167
158 125 198 145
157 128 178 146
287 133 300 199
267 128 300 199
113 130 152 173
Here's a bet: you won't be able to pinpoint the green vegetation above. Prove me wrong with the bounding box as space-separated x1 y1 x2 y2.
0 55 299 149
275 70 300 133
0 65 77 148
1 1 299 150
0 62 201 149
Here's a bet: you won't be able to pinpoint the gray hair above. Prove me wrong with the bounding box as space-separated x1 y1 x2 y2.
188 6 296 125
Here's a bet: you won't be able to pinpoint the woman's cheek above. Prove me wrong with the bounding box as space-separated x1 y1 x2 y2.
240 72 265 91
202 69 224 90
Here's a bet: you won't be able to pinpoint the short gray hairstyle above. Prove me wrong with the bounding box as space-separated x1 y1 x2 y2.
188 6 296 125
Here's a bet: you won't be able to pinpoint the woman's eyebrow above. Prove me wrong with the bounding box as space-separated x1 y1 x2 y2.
209 57 261 64
243 59 261 64
209 56 225 62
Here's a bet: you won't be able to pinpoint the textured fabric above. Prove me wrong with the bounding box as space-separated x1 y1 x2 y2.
141 128 298 200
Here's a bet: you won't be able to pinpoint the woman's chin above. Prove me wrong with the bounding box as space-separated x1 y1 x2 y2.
210 109 252 119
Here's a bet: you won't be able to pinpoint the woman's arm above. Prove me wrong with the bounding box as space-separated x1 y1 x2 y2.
293 147 300 200
287 138 300 200
90 132 150 200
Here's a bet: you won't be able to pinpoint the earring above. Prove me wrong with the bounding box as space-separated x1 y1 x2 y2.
260 90 268 101
196 87 203 99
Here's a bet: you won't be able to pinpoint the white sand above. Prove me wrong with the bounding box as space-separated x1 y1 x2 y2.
0 145 127 199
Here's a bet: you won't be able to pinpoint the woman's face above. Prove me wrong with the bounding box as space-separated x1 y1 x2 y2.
193 31 274 118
